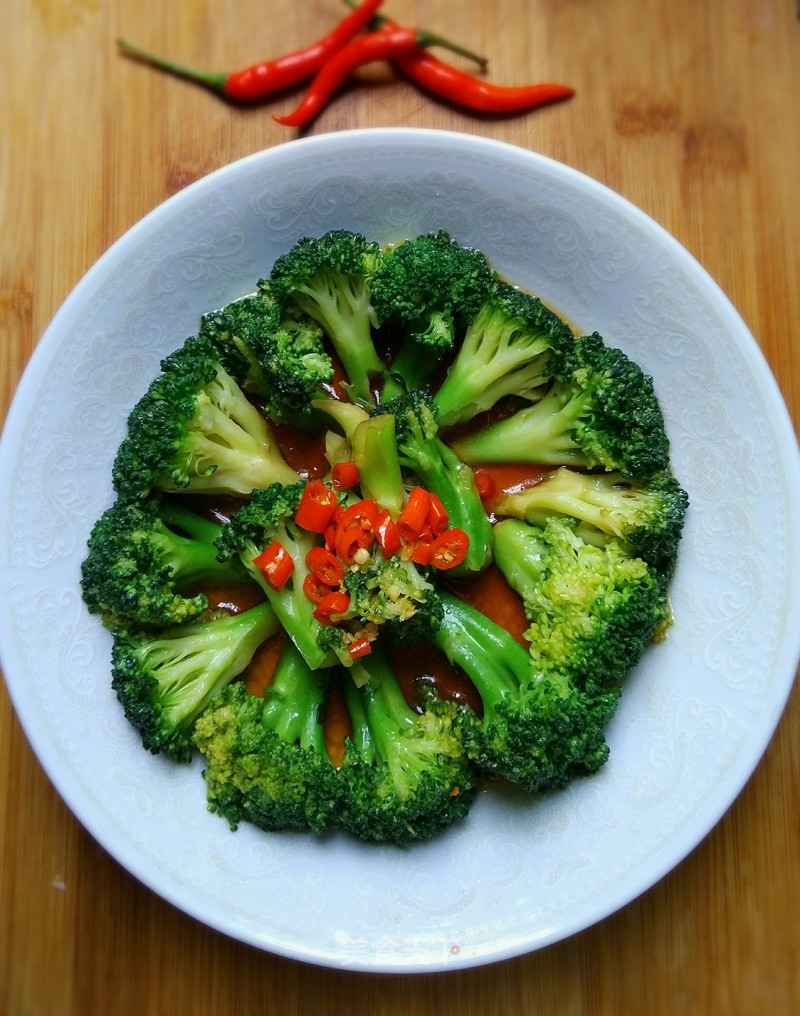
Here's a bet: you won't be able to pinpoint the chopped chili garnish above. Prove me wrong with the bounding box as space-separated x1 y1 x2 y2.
313 590 351 625
409 539 434 566
374 509 402 558
335 523 376 564
338 499 379 532
429 527 470 570
425 492 449 536
332 460 360 490
117 0 385 101
306 546 345 587
397 487 431 543
303 572 331 605
348 635 374 659
252 541 295 590
295 479 339 533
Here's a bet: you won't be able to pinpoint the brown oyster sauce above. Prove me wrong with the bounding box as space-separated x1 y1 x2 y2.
190 425 551 769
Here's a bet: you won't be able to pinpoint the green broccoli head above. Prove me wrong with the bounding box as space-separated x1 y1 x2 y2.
431 279 575 427
452 331 671 481
112 334 299 501
429 589 619 792
493 516 670 687
372 230 495 344
81 494 246 628
267 229 384 404
200 288 335 426
111 600 280 762
495 466 689 579
372 231 496 399
338 647 478 844
192 643 341 833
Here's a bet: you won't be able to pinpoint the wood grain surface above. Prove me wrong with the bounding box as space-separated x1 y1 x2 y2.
2 1 799 1013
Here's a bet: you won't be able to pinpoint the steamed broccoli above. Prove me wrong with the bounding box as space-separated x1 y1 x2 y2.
267 230 384 404
111 600 279 762
371 230 496 400
193 642 342 833
451 331 671 480
112 334 299 501
338 645 477 844
431 279 575 427
376 389 493 573
200 288 335 427
215 481 339 670
81 494 248 628
495 466 689 578
493 516 670 687
429 591 619 792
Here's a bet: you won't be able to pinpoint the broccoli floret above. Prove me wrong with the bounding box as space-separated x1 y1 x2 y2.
215 482 338 670
193 642 341 833
112 334 299 501
430 591 619 792
431 279 575 427
81 494 248 628
377 390 493 574
493 517 669 686
308 550 437 667
267 229 384 404
371 231 496 400
342 552 434 627
200 288 335 427
338 645 477 844
111 600 279 762
451 332 671 480
495 466 689 578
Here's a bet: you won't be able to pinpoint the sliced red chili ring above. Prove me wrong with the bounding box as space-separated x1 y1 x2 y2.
348 635 373 659
295 479 339 533
338 498 378 532
397 486 431 543
425 492 449 535
302 572 330 605
335 524 375 564
332 460 360 490
409 540 433 566
429 527 470 570
305 546 345 586
252 540 294 590
374 509 402 558
312 589 351 625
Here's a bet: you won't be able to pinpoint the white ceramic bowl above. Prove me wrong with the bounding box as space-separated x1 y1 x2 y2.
1 129 799 972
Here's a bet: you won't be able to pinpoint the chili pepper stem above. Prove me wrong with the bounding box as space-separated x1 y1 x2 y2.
117 39 228 93
341 0 487 68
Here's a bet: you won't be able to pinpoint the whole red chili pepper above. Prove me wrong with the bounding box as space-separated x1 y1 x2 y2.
117 0 384 101
273 25 486 127
340 0 574 115
395 49 575 113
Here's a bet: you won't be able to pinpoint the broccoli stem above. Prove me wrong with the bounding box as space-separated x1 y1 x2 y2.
259 639 331 753
351 415 406 517
430 592 532 713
